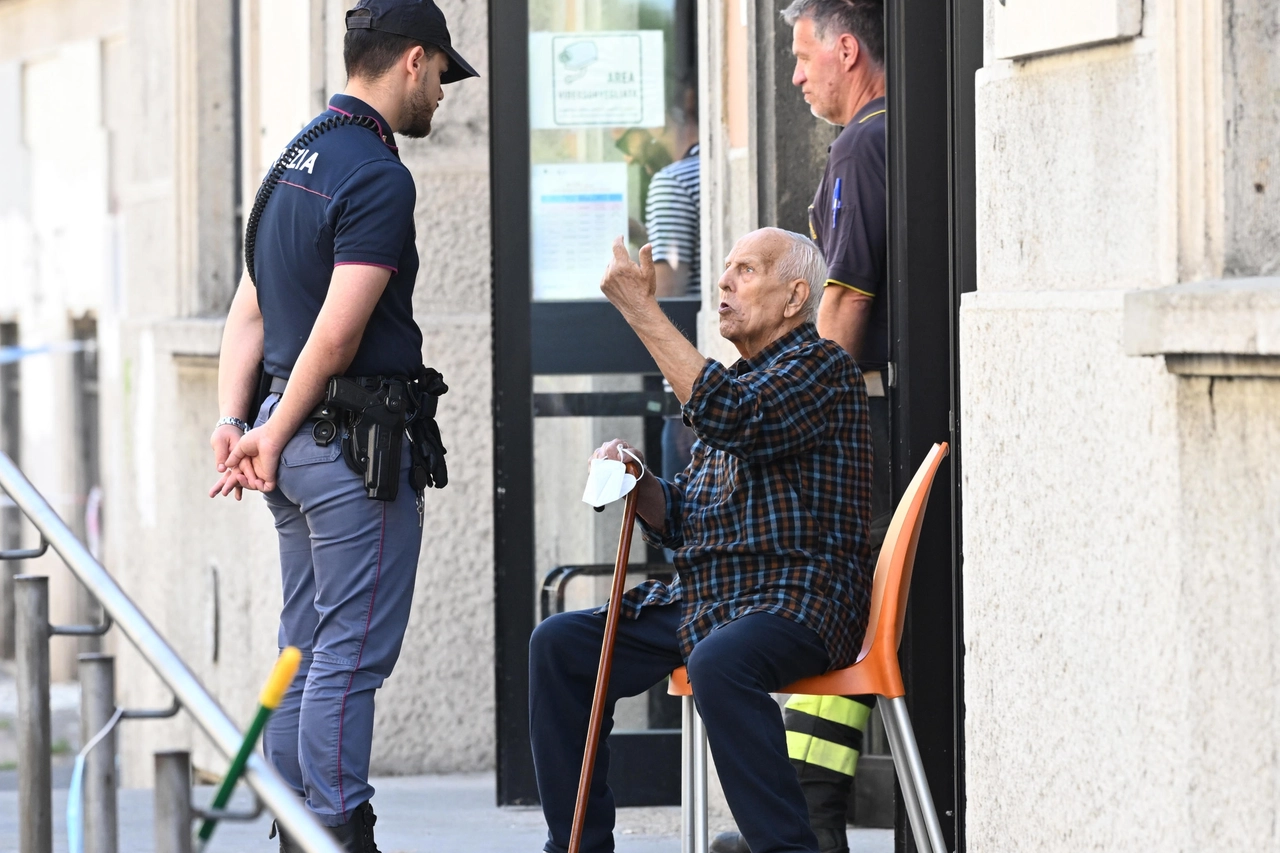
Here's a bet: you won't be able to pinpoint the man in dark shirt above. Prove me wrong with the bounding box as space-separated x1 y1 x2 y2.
529 228 873 853
208 1 476 850
791 0 886 368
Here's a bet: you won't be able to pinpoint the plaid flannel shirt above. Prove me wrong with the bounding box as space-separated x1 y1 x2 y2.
622 322 873 669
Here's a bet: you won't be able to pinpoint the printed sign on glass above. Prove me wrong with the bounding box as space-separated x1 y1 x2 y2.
530 31 665 129
531 162 629 300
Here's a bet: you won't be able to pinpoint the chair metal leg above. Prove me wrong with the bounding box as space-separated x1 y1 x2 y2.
878 696 948 853
681 695 695 853
680 695 709 853
691 706 708 853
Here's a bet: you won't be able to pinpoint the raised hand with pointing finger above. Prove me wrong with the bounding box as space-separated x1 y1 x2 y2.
599 237 657 317
595 235 706 404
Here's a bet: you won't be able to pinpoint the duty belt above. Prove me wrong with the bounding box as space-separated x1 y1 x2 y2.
265 370 450 511
268 374 377 420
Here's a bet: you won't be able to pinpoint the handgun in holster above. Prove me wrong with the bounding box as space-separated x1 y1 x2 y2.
326 376 407 502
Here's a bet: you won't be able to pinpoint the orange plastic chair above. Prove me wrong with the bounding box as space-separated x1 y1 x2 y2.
668 442 950 853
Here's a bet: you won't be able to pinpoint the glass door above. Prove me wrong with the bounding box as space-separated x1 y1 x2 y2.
527 0 699 807
491 0 700 807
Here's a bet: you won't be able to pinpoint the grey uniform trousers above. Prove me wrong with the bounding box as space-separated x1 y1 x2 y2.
256 394 423 826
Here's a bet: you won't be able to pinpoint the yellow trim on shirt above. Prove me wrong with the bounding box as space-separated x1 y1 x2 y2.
858 108 886 124
824 278 875 298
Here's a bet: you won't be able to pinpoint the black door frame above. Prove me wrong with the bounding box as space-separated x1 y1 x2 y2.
490 0 983 836
884 0 980 849
487 0 699 804
490 0 538 805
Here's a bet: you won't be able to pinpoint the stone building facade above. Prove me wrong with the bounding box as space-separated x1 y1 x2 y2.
0 0 495 785
1 0 1278 847
961 0 1280 848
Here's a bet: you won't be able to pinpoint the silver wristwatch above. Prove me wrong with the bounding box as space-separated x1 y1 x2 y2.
216 416 250 433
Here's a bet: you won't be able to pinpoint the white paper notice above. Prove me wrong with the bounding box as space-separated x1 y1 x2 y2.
531 162 629 300
529 31 665 129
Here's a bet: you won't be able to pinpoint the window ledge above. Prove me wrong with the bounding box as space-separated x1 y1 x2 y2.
156 317 224 360
1124 277 1280 377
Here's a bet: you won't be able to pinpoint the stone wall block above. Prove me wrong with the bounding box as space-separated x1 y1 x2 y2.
975 45 1166 293
408 169 493 318
1124 277 1280 356
1176 375 1280 852
960 292 1188 850
371 331 495 773
110 320 283 785
1223 0 1280 276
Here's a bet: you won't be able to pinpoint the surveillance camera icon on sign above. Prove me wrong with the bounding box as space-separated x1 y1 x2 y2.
558 40 598 84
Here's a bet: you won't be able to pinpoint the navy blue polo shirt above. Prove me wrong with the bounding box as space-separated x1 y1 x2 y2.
809 97 887 369
254 94 422 379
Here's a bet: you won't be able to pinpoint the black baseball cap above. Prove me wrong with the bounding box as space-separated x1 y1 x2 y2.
346 0 479 84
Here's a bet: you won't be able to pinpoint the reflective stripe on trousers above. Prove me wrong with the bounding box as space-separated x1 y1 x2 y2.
784 694 873 778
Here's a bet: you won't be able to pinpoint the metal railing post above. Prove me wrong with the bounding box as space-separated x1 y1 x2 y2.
15 575 51 853
1 560 16 658
0 453 344 853
154 751 193 853
1 528 48 660
79 653 119 853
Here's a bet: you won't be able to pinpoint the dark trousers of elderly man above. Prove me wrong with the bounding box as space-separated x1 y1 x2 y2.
529 228 874 853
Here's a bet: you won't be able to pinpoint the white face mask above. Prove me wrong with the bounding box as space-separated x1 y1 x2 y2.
582 448 646 509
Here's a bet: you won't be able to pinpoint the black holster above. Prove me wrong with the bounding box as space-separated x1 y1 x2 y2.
324 375 406 501
320 368 449 502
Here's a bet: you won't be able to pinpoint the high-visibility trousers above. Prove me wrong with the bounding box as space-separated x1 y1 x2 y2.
784 693 875 831
784 694 874 779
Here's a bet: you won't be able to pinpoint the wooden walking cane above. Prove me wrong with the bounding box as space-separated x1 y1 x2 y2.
568 458 643 853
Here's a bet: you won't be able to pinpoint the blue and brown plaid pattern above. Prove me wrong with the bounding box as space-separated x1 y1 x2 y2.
623 322 873 670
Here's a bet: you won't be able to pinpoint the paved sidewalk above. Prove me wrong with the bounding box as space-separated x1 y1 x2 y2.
0 771 892 852
0 668 891 852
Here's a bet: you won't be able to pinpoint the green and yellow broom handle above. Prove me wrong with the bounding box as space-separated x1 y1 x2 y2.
195 646 302 848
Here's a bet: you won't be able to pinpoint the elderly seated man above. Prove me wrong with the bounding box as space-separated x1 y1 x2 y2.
529 227 873 853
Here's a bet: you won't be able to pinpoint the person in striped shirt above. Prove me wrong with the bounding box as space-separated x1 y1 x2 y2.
645 143 701 298
644 92 703 483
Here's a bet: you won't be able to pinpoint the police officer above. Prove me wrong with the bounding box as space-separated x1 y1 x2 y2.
712 2 887 852
208 1 476 850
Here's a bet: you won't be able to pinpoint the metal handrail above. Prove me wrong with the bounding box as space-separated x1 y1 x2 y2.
0 452 342 853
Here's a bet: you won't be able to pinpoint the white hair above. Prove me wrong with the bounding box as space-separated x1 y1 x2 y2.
764 228 827 323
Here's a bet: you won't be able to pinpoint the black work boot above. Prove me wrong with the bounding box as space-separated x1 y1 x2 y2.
812 825 850 853
709 826 848 853
800 772 853 853
330 800 381 853
709 832 751 853
269 820 305 853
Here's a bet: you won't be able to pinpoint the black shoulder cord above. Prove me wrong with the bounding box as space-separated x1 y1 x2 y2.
243 114 385 284
243 114 385 415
